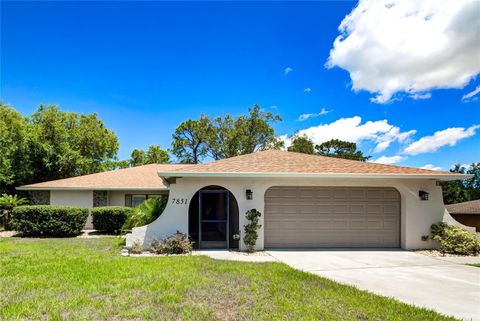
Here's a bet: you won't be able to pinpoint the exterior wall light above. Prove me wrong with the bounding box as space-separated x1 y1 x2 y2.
246 189 253 200
419 190 429 201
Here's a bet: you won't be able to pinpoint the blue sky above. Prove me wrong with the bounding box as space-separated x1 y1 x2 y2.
1 1 479 169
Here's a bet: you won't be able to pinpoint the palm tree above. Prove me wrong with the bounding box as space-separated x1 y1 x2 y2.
0 194 29 230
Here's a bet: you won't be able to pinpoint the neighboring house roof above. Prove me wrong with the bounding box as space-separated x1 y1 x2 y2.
446 200 480 215
158 150 467 180
17 164 192 190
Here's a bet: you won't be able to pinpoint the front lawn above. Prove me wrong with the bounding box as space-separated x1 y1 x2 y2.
0 238 456 320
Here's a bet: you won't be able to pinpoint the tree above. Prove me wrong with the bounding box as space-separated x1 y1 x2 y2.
145 145 169 164
234 104 282 154
442 163 480 204
316 139 370 161
0 194 29 230
0 103 30 194
287 135 315 154
130 149 146 167
171 105 282 163
0 104 120 192
171 116 216 163
27 105 119 182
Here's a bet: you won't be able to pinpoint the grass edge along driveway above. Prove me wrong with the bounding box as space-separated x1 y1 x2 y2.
0 237 458 321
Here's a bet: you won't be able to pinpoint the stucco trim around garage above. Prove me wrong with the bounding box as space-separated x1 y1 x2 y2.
158 171 470 181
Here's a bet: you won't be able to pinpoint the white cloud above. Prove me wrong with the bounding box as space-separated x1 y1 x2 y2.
372 155 406 164
284 67 293 75
303 87 312 93
326 0 480 103
462 85 480 102
411 93 432 100
284 116 415 152
297 108 331 121
421 164 442 171
270 105 278 109
403 125 480 155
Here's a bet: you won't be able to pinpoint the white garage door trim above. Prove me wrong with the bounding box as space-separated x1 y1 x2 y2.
264 186 401 248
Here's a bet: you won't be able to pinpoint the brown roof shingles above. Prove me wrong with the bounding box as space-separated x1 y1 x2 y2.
18 164 193 190
446 200 480 215
158 150 455 175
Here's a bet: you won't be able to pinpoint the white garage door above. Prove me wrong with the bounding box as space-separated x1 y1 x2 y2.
264 187 400 248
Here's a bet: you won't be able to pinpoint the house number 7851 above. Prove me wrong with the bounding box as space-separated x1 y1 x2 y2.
171 198 188 205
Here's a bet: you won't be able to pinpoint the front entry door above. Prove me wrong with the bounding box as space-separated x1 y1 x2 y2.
199 190 229 249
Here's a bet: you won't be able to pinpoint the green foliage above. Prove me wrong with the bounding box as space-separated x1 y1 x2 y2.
442 163 480 204
287 135 315 154
316 139 370 161
171 105 282 163
10 205 88 237
122 197 167 230
91 206 134 233
243 209 262 252
430 222 480 256
129 145 169 167
0 104 30 194
171 116 212 163
150 231 192 254
0 103 120 193
0 194 29 229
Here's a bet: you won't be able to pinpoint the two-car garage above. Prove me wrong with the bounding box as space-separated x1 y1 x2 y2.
264 186 401 248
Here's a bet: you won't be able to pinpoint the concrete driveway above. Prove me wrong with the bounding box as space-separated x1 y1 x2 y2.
267 249 480 321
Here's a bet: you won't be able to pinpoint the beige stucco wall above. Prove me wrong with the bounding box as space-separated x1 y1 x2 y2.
126 176 445 251
50 189 168 229
50 190 94 229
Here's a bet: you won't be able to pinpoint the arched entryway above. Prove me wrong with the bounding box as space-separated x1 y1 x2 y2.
188 185 239 249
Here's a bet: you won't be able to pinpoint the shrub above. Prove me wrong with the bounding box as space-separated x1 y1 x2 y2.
91 206 133 233
129 241 143 254
11 205 88 237
150 231 192 255
430 222 480 256
122 197 167 230
0 194 29 230
243 208 262 252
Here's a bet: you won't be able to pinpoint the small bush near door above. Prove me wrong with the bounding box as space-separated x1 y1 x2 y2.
244 209 262 252
11 205 88 237
91 206 133 233
430 222 480 255
150 232 192 255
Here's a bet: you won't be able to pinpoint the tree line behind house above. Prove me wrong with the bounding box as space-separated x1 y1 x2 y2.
1 102 478 204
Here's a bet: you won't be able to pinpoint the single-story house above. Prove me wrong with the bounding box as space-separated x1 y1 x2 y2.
18 150 470 251
446 200 480 232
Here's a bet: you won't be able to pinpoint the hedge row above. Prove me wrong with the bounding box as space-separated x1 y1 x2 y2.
91 206 133 233
11 205 88 237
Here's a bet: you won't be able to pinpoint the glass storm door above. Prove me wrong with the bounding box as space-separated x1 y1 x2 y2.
199 190 229 249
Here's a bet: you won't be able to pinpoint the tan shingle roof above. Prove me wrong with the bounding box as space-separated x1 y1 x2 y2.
446 200 480 215
17 164 192 190
158 150 461 179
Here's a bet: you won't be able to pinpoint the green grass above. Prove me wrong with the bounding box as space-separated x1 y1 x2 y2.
467 263 480 267
0 237 457 321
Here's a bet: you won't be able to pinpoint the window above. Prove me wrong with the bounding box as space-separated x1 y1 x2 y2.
131 195 147 208
125 193 167 207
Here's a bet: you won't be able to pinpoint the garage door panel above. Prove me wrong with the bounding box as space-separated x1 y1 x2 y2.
265 187 400 248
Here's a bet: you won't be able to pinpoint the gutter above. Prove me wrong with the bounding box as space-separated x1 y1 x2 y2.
16 187 170 191
157 171 472 181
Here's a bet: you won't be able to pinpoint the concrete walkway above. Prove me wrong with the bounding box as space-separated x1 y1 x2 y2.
266 249 480 321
